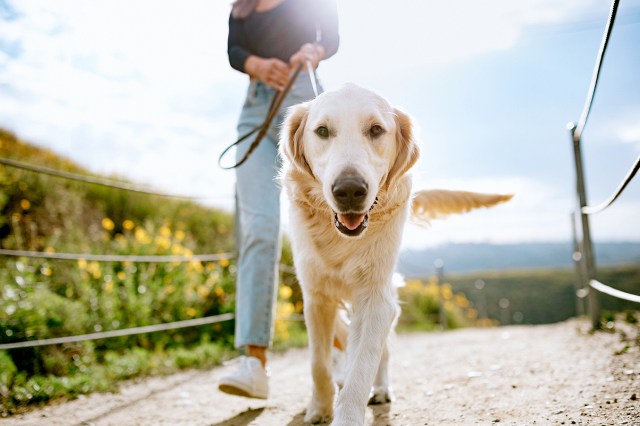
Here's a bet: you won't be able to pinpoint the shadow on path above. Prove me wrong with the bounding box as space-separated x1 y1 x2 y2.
73 371 202 426
210 407 265 426
284 410 307 426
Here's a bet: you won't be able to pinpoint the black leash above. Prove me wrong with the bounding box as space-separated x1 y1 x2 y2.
218 63 303 170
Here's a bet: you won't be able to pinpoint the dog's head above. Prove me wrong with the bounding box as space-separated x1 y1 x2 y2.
280 83 419 238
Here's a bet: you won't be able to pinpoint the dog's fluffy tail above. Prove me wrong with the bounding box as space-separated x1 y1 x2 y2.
411 189 513 224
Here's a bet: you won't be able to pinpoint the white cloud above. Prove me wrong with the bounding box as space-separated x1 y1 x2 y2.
618 119 640 150
0 0 243 211
321 0 602 88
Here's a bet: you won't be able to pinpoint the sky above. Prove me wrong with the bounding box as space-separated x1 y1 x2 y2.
0 0 639 250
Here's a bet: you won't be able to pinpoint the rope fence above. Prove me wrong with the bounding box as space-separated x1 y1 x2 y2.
0 248 234 263
0 313 236 351
581 153 640 215
0 157 233 201
589 280 640 304
568 0 639 329
0 152 300 349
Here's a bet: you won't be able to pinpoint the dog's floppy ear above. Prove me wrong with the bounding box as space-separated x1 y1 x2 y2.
384 107 420 189
411 189 513 224
280 102 312 176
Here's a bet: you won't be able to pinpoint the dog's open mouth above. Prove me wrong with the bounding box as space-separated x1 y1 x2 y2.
334 211 369 237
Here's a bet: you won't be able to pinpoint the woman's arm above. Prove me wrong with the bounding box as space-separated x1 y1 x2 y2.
227 14 251 73
228 14 291 90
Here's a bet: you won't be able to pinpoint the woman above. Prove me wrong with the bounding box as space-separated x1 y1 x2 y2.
219 0 339 399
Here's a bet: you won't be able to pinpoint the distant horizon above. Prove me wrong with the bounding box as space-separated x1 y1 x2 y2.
400 240 640 249
397 240 640 276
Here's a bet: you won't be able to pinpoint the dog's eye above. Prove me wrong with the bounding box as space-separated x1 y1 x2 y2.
369 125 385 138
315 126 330 139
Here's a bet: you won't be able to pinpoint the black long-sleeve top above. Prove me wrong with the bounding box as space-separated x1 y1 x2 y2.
227 0 340 74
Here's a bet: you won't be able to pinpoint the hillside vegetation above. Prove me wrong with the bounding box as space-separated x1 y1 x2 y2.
0 129 252 412
444 266 640 325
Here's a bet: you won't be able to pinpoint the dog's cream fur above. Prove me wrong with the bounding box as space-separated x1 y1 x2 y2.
279 84 511 425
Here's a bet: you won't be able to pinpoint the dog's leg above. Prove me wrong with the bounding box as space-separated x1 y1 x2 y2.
304 294 338 424
332 287 397 426
368 337 393 405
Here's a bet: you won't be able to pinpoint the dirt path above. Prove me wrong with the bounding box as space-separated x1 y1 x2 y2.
2 320 638 426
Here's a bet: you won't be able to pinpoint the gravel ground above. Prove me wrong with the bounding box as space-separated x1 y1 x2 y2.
2 319 638 426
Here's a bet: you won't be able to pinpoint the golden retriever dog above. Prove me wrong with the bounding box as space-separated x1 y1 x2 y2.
279 83 511 425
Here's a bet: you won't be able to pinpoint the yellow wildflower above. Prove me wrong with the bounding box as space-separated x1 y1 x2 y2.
155 236 171 251
219 258 230 268
135 228 151 244
160 225 171 238
20 199 31 210
40 266 52 276
189 260 204 273
77 258 87 269
117 271 126 280
88 261 101 279
455 294 470 308
122 219 135 230
279 285 293 300
186 307 197 317
44 246 55 253
277 302 295 317
101 217 115 231
441 284 453 301
175 230 185 242
197 285 209 299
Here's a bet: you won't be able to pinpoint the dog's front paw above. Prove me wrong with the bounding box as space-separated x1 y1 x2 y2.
305 405 333 424
368 386 394 405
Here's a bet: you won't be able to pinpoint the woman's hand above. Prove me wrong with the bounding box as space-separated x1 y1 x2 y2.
290 43 325 71
245 56 292 91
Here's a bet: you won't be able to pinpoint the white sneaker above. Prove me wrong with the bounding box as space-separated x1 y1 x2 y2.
218 356 269 399
332 347 346 388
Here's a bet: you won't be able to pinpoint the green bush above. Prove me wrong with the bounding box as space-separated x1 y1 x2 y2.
0 130 243 411
397 277 485 331
0 351 17 393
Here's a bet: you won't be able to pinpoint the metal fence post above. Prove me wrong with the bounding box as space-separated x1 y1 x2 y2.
474 279 487 320
568 123 600 329
570 212 586 317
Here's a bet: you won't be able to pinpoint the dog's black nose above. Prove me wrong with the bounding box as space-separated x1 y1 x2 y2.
332 175 368 211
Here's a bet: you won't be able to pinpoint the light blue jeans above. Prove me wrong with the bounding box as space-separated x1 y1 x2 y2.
234 71 321 349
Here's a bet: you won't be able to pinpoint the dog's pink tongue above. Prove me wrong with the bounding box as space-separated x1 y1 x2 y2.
338 213 366 230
